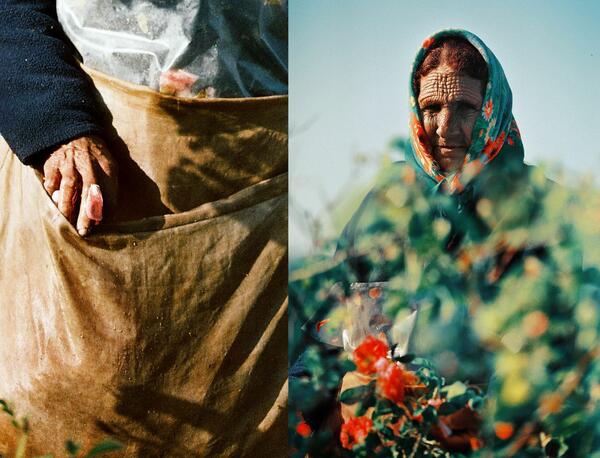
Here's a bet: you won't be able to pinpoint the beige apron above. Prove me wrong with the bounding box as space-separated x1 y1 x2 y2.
0 66 287 457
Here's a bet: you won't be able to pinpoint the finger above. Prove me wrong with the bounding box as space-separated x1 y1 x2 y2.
89 142 118 214
77 185 103 236
43 164 61 196
86 184 103 221
74 148 99 236
58 166 79 222
76 183 93 236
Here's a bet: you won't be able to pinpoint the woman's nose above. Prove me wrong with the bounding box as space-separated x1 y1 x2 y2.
436 107 458 139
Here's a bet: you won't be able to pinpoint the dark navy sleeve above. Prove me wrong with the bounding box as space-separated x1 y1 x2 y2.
0 0 104 165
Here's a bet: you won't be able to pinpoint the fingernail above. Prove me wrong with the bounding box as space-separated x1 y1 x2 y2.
86 184 103 221
78 227 87 237
89 184 101 198
52 190 60 204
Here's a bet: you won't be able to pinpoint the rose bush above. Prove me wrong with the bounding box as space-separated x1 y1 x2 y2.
289 151 600 457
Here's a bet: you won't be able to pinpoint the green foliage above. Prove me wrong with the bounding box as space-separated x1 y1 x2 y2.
66 440 81 456
0 399 123 458
83 440 124 458
290 154 600 457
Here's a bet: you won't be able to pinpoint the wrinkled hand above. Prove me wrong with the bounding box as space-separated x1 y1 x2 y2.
40 135 118 236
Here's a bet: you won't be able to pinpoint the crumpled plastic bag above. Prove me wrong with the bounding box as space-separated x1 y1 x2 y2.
57 0 288 98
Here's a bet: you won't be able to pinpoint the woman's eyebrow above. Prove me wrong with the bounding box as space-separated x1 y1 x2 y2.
418 94 443 105
454 99 480 107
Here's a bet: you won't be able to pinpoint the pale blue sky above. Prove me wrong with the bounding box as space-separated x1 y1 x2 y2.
289 0 600 257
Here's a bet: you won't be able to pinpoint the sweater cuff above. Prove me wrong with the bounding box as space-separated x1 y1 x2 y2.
10 122 105 166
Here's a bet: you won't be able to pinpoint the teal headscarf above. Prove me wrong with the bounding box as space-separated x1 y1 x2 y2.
407 29 525 194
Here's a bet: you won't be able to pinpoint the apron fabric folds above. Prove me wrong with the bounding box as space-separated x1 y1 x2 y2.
0 66 287 457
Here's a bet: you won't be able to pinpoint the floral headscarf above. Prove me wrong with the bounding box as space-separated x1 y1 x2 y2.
407 29 525 194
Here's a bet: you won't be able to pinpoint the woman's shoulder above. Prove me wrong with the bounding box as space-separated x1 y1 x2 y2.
337 162 421 277
341 162 416 230
370 161 425 191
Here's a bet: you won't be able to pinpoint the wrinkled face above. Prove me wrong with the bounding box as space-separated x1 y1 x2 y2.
418 64 484 173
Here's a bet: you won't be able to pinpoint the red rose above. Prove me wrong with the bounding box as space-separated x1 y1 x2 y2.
296 421 312 438
353 336 389 375
340 416 373 449
494 422 514 440
376 359 405 404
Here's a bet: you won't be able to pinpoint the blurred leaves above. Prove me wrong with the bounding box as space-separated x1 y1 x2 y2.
0 399 123 458
290 156 600 456
82 440 123 457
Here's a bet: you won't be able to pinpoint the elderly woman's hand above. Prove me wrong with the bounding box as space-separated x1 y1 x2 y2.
40 135 118 236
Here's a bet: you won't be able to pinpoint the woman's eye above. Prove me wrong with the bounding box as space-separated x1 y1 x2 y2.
459 103 478 112
423 104 440 113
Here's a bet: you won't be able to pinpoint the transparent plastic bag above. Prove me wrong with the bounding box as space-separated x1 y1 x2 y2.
308 282 419 358
56 0 288 98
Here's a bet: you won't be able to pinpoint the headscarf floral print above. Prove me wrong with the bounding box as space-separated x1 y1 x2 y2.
408 29 524 193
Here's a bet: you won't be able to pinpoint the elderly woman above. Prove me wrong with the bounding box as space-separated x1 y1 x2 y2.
340 29 529 280
328 29 555 453
337 29 536 378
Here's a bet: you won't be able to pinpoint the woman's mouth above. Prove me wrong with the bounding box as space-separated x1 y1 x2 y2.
437 146 466 156
434 146 467 172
